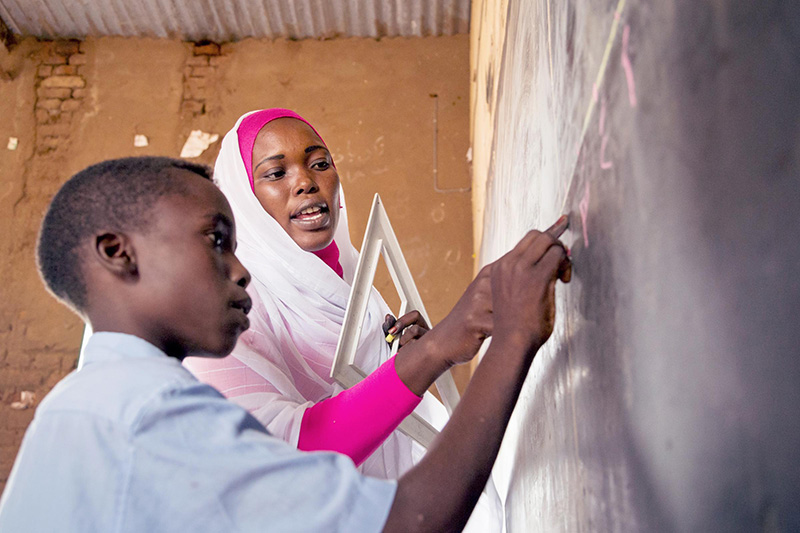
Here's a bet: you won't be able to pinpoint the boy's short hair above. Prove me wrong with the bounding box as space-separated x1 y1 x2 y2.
36 156 213 313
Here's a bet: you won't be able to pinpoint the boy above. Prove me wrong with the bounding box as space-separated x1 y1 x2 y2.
0 157 570 532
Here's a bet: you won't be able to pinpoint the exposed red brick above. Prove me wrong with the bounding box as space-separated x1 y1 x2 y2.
36 65 53 77
193 42 220 56
61 99 81 112
36 87 71 99
40 76 85 89
71 88 87 99
35 98 62 110
52 65 78 76
181 100 205 115
54 40 81 56
190 66 215 78
42 55 67 66
38 123 70 137
183 78 207 100
185 55 209 66
209 56 226 67
68 54 87 66
35 109 51 123
36 137 61 151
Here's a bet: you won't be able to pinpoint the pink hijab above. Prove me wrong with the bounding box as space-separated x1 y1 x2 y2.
236 108 343 278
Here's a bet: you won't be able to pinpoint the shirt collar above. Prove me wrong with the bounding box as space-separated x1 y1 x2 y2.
80 331 178 368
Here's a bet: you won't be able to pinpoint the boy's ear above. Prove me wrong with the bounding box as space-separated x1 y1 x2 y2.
93 232 138 278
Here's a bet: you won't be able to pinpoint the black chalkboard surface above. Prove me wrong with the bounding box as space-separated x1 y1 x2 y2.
480 1 800 530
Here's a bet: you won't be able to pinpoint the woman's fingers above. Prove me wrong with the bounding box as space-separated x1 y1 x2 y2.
383 314 397 335
398 325 428 347
386 310 429 343
389 311 429 334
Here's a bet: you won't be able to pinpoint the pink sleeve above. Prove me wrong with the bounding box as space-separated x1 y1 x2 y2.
297 356 422 466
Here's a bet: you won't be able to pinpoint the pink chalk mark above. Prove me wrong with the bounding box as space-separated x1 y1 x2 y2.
592 82 599 103
600 133 613 170
599 98 607 135
579 181 590 247
621 25 638 108
614 11 621 21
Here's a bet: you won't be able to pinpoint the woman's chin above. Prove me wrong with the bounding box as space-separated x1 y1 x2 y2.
296 230 336 252
291 217 338 252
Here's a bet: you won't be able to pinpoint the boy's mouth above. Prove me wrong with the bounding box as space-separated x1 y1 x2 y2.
230 296 252 316
230 296 252 330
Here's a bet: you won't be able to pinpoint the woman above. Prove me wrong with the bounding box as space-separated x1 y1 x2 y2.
185 109 502 528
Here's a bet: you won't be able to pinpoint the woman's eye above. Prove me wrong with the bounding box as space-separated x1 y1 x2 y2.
264 169 285 180
312 160 330 170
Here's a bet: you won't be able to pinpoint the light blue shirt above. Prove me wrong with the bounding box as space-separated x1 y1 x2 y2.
0 332 396 532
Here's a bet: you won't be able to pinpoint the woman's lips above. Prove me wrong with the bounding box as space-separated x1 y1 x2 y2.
291 204 330 230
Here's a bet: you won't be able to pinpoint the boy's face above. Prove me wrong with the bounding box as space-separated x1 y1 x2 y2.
250 118 340 252
130 170 251 359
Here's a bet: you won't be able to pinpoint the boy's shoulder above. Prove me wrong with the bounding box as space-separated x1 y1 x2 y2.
38 332 210 431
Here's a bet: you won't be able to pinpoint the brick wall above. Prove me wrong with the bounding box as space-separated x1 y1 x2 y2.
34 40 86 153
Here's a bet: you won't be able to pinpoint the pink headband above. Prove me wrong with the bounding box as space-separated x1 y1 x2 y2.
237 108 331 192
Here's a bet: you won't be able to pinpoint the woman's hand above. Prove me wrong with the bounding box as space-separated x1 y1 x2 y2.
393 265 494 396
383 311 430 347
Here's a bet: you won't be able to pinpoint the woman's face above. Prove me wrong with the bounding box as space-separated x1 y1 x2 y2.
251 118 340 252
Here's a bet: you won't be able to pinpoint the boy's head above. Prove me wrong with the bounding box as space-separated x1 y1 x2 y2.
37 156 252 359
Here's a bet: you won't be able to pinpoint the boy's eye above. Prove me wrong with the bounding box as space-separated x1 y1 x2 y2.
209 231 226 250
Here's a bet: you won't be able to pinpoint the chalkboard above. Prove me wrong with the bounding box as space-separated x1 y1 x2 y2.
479 0 800 530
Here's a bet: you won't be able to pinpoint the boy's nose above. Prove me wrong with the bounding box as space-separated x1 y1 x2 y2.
231 255 251 288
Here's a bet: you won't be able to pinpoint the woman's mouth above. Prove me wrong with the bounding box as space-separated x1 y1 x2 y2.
291 204 331 230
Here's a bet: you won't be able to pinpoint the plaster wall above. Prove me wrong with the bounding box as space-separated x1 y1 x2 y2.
0 34 471 493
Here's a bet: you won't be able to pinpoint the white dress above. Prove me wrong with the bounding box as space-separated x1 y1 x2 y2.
185 111 503 530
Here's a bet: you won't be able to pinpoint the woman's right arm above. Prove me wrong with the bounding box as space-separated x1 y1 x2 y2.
392 265 495 397
297 267 495 463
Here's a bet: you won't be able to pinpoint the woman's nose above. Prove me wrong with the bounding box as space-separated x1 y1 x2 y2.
292 169 318 195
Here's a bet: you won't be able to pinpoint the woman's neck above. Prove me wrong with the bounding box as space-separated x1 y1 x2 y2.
312 241 344 278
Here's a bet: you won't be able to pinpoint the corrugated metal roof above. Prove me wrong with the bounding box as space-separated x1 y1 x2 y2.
0 0 470 41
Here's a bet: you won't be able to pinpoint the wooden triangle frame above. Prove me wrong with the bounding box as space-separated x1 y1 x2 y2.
332 194 461 447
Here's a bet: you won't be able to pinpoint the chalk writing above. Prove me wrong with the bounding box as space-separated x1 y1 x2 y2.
599 98 607 135
579 181 591 247
621 25 638 108
600 134 613 170
559 0 627 215
599 99 613 169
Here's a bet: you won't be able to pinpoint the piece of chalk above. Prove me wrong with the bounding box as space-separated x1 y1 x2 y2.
385 333 397 344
